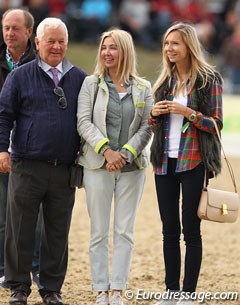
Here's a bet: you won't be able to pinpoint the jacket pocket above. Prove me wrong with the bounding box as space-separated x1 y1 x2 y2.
135 102 145 117
11 121 33 151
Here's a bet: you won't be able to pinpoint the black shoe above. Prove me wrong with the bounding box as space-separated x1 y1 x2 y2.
42 292 64 305
9 290 27 305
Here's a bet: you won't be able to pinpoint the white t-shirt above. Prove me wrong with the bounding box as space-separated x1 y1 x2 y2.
168 90 187 158
118 92 127 100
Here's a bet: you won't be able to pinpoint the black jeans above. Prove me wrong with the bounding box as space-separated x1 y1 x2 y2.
155 158 205 293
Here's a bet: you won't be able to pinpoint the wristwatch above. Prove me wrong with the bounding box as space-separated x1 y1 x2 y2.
188 110 197 122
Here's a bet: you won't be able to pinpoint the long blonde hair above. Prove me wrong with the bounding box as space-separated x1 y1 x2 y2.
152 22 221 98
94 28 139 84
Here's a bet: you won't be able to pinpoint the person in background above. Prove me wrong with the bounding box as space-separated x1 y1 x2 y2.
48 0 66 19
150 0 178 44
176 0 215 51
119 0 155 50
0 8 43 290
221 20 240 94
66 0 112 43
77 28 153 305
27 0 50 36
149 22 223 305
0 17 87 305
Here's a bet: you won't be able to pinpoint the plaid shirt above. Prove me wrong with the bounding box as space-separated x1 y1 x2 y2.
6 47 26 70
149 79 223 175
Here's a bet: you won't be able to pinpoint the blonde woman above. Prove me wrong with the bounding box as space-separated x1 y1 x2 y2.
77 28 153 305
149 23 223 305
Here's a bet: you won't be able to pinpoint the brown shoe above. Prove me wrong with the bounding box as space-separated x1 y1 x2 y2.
9 290 27 305
42 292 64 305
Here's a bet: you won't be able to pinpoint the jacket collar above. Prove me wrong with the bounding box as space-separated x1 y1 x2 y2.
36 53 73 76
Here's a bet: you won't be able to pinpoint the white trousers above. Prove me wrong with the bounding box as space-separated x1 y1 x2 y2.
83 168 146 291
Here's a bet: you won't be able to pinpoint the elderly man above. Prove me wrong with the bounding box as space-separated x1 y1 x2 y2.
0 8 43 290
0 17 87 305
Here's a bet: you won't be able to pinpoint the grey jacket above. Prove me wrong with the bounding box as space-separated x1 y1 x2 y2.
77 74 153 169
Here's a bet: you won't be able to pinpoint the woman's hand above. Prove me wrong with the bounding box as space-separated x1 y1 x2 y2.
103 149 127 172
151 100 169 117
166 100 187 115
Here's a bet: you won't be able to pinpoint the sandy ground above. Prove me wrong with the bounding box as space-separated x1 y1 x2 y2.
0 157 239 305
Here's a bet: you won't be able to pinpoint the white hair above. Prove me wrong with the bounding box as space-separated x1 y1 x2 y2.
36 17 68 42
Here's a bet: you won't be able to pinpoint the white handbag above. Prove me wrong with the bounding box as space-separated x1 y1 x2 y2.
197 118 240 223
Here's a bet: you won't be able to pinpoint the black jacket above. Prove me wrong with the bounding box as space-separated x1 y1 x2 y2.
0 39 35 90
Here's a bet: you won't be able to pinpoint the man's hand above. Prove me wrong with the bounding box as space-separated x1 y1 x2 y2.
0 152 11 173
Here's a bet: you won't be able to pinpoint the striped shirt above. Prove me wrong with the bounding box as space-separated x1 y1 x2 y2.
149 79 223 175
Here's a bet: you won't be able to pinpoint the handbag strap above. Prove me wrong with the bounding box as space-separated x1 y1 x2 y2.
91 77 100 123
209 117 238 193
77 77 100 162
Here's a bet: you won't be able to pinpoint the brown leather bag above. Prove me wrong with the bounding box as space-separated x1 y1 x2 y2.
197 118 240 223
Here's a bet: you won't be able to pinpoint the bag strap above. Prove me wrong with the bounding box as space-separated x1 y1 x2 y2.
78 77 100 161
91 77 100 123
209 117 238 193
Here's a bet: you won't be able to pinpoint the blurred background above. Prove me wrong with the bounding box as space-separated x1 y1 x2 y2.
0 0 239 155
1 0 240 93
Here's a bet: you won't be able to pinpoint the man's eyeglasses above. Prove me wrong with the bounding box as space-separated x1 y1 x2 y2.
53 87 67 109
